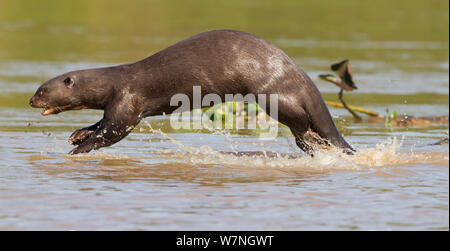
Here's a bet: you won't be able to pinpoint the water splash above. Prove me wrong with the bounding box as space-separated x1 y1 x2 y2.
143 125 449 172
66 151 131 160
51 121 448 172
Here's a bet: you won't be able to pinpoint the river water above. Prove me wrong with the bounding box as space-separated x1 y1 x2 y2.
0 0 448 230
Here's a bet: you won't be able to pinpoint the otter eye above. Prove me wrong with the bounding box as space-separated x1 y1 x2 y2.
64 77 74 88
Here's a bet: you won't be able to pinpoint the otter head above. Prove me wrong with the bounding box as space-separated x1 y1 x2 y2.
29 73 87 116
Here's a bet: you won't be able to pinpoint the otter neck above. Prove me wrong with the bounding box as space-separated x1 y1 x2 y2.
77 65 124 109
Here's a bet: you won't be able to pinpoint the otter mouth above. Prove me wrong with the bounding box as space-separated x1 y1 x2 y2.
41 105 87 116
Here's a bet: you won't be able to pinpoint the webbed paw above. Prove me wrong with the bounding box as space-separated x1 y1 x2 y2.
68 129 94 146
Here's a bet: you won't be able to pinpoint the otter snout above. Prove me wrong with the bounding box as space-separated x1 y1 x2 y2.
29 95 39 108
29 88 47 108
29 94 46 108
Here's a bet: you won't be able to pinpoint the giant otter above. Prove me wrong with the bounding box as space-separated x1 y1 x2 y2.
29 30 354 155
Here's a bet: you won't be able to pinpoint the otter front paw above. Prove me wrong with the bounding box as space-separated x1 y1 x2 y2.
68 143 96 155
68 129 94 146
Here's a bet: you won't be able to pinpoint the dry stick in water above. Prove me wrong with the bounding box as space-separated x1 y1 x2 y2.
325 100 380 117
339 89 361 120
318 70 380 118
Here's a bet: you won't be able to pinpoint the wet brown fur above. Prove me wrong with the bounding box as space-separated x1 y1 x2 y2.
30 30 354 155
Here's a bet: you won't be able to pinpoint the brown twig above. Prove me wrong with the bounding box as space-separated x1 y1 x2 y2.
325 100 380 117
338 89 362 120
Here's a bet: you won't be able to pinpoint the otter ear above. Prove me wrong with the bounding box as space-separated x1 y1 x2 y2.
64 77 75 88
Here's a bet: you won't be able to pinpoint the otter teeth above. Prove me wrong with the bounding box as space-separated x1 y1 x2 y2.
41 107 57 116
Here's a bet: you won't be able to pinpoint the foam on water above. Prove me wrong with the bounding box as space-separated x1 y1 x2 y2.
151 137 448 173
54 122 448 173
132 125 449 172
66 151 131 160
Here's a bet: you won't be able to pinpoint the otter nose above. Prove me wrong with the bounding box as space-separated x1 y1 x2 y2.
29 96 35 107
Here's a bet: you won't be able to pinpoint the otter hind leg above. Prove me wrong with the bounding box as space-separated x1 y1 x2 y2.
293 130 314 156
275 103 315 156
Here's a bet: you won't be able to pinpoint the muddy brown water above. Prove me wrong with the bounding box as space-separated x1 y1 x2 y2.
0 0 448 230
